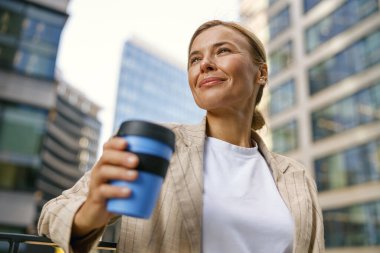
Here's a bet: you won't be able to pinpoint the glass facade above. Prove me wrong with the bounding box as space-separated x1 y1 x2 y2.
324 201 380 248
305 0 378 52
315 139 380 191
271 120 298 153
114 41 205 131
0 162 37 191
309 28 380 94
312 82 380 140
304 0 322 13
269 6 290 40
0 102 47 191
268 0 278 5
0 1 67 79
269 41 293 77
0 102 47 165
269 79 296 116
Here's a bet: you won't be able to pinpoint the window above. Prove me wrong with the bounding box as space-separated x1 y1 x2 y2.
269 6 290 40
305 0 378 52
0 3 24 37
309 29 380 94
21 17 63 47
270 79 296 115
323 201 380 247
13 48 56 78
304 0 322 13
271 120 298 153
315 139 380 191
0 162 37 191
0 102 47 165
0 1 66 79
312 82 380 140
0 44 16 68
269 41 293 77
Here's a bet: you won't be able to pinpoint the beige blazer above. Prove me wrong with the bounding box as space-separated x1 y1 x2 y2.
38 120 325 253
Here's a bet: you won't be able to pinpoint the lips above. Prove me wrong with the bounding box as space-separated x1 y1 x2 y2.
199 77 226 88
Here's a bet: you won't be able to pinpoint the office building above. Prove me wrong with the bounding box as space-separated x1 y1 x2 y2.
240 0 380 251
0 0 102 240
36 80 101 221
0 0 69 233
113 37 205 132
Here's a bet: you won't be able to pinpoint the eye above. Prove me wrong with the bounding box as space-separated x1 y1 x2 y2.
217 47 231 55
189 56 201 65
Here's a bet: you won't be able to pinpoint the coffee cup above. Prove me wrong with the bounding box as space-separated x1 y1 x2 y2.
106 120 175 218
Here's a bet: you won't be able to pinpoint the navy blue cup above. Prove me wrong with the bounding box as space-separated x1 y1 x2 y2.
106 120 175 219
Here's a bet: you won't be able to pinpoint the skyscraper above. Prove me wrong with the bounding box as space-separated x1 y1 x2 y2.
0 0 69 233
240 0 380 251
0 0 102 238
113 37 205 132
36 80 101 224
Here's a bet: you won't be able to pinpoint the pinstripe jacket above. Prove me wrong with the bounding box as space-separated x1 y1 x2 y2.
38 120 325 253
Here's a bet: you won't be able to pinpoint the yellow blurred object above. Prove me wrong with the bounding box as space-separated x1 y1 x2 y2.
55 248 65 253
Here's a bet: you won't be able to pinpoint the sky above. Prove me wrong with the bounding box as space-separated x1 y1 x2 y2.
57 0 239 146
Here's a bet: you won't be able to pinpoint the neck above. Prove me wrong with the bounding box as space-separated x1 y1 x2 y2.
206 110 254 148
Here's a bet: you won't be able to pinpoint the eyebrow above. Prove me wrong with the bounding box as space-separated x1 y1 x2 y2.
188 41 233 59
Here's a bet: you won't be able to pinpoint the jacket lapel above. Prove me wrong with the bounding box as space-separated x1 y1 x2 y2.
169 119 206 252
252 131 312 252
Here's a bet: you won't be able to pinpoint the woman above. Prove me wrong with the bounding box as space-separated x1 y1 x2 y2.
38 20 325 253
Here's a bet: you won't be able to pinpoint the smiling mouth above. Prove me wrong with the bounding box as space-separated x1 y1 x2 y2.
199 77 226 88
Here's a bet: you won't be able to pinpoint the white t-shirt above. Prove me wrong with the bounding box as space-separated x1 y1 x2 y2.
202 137 294 253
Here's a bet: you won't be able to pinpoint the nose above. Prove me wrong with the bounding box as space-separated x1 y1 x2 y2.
200 56 216 73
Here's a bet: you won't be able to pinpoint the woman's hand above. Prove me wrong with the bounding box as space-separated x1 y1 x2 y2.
72 137 139 238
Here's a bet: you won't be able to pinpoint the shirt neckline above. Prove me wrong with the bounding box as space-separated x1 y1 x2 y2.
205 136 258 156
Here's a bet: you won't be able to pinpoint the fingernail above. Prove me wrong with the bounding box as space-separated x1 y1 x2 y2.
127 155 137 164
121 187 130 195
126 170 137 177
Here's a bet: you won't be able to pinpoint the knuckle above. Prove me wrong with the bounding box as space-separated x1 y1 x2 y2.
102 141 109 150
98 184 108 193
100 151 111 163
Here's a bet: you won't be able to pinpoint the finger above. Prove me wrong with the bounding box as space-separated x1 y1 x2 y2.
103 137 127 151
98 150 139 169
97 165 138 183
97 184 132 200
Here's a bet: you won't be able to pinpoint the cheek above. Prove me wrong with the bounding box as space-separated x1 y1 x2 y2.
187 69 198 92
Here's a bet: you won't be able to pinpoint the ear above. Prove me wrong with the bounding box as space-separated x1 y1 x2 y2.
256 64 268 86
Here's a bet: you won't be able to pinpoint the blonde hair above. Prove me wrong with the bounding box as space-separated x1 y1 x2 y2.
188 20 267 130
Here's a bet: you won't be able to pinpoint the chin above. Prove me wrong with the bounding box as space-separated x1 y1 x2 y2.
195 101 223 112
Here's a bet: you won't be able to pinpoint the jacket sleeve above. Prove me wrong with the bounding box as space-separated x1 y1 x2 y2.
305 173 325 252
37 170 106 253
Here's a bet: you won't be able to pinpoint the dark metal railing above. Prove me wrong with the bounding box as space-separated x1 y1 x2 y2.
0 232 117 253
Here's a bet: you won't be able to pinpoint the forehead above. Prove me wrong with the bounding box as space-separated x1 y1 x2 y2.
190 25 251 52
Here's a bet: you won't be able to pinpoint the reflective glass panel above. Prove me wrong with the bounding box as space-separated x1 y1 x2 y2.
312 82 380 140
0 1 66 79
315 139 380 191
0 103 47 166
309 29 380 94
0 162 37 191
269 6 290 40
270 79 296 115
271 120 298 153
305 0 378 52
269 41 293 77
324 201 380 247
304 0 322 12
